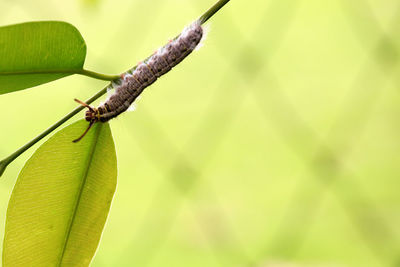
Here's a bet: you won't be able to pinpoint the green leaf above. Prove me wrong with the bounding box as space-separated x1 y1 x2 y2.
0 21 86 94
3 120 117 266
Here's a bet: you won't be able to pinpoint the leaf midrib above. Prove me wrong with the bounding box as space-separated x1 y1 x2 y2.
57 124 102 266
0 70 81 75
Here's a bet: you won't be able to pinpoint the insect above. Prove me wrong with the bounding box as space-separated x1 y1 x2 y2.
73 20 204 142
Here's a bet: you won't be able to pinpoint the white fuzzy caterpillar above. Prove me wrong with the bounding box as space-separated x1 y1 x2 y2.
73 20 204 142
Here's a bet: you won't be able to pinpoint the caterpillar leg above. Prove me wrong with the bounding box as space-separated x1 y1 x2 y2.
74 98 95 112
73 98 98 143
73 121 95 143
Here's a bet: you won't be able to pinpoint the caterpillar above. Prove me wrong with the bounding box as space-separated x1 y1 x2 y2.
73 20 204 142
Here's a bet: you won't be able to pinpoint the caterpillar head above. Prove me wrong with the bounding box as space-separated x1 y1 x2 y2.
85 108 99 123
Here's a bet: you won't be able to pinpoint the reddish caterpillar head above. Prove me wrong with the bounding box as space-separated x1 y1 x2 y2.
73 99 100 143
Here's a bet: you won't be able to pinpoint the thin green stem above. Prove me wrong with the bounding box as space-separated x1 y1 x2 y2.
78 69 120 81
0 86 108 177
0 0 230 178
199 0 230 24
0 69 119 81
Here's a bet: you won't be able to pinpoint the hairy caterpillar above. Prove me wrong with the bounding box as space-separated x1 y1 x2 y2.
73 20 204 142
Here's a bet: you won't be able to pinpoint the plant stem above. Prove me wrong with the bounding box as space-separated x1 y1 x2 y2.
0 86 108 177
78 69 120 81
199 0 230 24
0 0 230 178
0 69 120 81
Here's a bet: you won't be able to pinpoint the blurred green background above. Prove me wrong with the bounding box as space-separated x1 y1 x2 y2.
1 0 400 266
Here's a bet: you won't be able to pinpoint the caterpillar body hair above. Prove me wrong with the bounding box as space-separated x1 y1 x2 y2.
73 20 204 142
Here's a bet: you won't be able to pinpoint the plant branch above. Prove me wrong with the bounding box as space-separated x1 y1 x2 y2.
0 0 231 178
199 0 230 24
0 86 108 177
